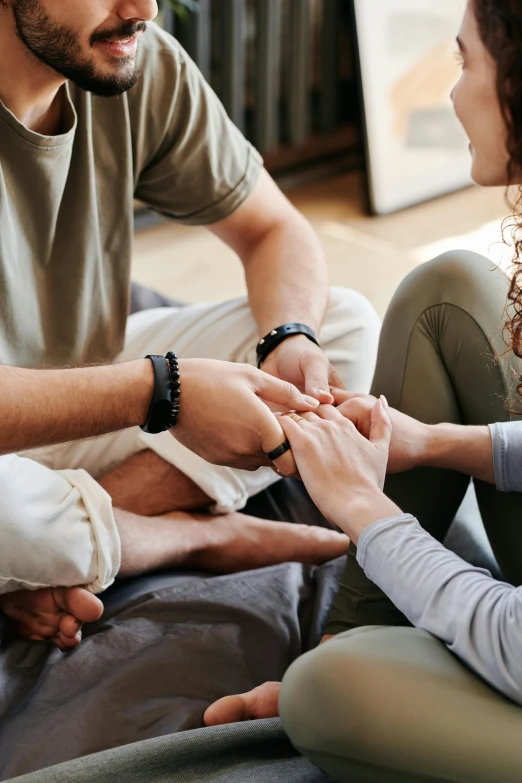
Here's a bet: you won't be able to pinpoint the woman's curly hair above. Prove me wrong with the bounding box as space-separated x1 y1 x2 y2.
473 1 522 393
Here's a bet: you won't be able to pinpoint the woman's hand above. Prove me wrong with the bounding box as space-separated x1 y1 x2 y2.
332 389 432 474
279 399 401 541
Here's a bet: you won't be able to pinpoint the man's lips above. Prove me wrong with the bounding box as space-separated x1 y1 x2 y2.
95 31 143 57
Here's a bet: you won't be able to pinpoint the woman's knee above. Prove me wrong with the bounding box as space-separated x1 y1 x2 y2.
280 626 522 783
391 250 508 319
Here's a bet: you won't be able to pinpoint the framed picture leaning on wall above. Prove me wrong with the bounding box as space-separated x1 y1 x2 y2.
352 0 471 215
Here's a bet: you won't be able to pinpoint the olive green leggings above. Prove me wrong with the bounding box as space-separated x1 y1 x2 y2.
280 251 522 783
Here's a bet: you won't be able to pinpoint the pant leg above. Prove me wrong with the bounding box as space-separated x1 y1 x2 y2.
30 287 380 514
326 251 522 634
279 626 522 783
0 454 119 595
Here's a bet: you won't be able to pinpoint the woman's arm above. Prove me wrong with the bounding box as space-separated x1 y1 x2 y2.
357 512 522 704
333 391 513 486
417 422 495 483
280 401 522 704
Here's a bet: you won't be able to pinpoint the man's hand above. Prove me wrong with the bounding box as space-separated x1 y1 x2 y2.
171 358 320 475
261 336 344 405
332 390 432 474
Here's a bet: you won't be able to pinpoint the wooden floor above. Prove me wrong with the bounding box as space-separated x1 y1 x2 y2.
132 172 510 317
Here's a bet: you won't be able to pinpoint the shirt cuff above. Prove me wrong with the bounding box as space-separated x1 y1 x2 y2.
489 421 522 493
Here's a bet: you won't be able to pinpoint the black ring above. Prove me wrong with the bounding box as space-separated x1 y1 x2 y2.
265 439 291 462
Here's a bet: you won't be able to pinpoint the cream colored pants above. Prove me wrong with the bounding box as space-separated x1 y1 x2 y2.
0 289 379 595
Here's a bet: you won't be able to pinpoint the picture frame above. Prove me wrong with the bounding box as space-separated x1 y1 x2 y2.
352 0 471 215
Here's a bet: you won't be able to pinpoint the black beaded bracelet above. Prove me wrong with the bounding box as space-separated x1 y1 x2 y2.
140 352 181 434
166 351 181 428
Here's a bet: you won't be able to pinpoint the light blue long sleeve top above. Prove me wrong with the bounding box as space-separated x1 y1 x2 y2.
356 421 522 704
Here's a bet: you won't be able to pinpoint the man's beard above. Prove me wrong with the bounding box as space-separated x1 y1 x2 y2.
12 0 145 97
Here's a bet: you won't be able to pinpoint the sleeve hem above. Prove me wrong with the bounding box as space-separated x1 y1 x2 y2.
158 146 264 227
489 422 508 492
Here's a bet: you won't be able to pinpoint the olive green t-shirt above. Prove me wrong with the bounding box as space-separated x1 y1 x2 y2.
0 24 262 368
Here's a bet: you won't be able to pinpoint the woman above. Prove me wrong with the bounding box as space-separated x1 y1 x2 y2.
204 2 522 780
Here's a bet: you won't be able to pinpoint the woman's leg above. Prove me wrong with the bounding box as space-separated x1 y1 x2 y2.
326 250 522 634
280 626 522 783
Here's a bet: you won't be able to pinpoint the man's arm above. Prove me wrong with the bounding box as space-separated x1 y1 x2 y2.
209 170 340 401
0 359 318 477
0 361 154 455
209 169 328 336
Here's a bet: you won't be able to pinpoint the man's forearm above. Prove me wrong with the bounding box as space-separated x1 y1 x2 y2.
419 423 494 483
242 215 328 336
0 360 153 455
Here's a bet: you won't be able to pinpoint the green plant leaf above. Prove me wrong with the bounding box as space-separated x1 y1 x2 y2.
165 0 200 18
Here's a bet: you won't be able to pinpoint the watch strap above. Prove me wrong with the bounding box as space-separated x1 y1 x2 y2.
256 323 319 368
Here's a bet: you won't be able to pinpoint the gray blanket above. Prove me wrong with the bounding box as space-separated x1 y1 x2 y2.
0 480 340 783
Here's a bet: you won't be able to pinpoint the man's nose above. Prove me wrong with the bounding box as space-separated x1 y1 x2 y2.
116 1 158 23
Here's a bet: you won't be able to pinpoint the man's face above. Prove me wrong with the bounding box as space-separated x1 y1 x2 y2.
9 0 158 97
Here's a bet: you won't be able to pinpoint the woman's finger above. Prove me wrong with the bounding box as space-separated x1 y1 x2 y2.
313 404 344 421
279 412 308 447
369 397 393 458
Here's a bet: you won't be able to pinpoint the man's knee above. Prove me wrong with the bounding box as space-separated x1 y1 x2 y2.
280 626 522 783
326 286 380 335
323 287 380 392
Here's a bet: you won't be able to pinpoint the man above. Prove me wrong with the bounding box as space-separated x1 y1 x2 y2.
0 0 379 646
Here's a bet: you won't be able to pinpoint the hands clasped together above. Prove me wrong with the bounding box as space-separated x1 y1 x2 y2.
172 336 419 542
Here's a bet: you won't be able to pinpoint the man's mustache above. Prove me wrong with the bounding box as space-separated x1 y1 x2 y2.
90 22 147 46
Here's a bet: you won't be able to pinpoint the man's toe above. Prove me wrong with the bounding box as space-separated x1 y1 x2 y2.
54 587 104 624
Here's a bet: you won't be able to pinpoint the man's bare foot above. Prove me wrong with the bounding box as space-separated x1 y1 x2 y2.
204 682 282 726
0 586 104 650
190 512 349 573
116 509 349 578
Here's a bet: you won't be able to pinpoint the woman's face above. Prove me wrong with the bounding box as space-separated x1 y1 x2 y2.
451 1 511 186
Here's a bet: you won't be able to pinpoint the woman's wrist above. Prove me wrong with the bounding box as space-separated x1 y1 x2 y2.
332 487 402 545
417 423 494 481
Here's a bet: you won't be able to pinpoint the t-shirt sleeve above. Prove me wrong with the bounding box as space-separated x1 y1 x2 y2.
131 26 263 225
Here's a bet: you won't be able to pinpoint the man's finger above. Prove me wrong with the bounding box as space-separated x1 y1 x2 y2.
331 389 368 407
369 396 392 457
328 365 345 391
313 404 343 421
302 353 334 403
256 399 299 477
254 372 320 411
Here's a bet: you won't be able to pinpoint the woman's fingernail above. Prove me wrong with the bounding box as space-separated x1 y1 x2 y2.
303 395 320 407
380 395 389 410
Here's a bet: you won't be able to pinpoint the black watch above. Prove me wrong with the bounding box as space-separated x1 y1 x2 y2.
256 323 319 368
